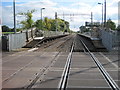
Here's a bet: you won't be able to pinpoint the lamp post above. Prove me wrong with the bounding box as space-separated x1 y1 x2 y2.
13 0 16 33
41 8 45 30
98 3 103 27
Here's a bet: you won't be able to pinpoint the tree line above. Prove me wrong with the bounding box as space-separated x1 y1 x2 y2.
79 18 120 33
2 9 70 33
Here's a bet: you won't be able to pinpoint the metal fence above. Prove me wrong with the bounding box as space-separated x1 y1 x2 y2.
99 29 119 51
42 31 64 37
22 28 36 41
2 28 36 51
2 28 65 51
2 33 26 51
8 33 26 51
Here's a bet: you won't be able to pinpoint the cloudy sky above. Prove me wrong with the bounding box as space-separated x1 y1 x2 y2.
1 0 119 31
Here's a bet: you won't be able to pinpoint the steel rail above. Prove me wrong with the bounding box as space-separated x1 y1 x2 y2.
80 39 120 90
26 52 60 89
58 41 74 90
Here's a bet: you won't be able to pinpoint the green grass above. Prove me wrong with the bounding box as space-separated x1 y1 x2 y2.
2 32 15 34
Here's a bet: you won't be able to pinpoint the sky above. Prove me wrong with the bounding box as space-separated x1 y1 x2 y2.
1 0 119 31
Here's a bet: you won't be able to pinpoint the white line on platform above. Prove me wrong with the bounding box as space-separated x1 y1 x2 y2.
99 52 118 68
34 37 44 40
28 48 38 52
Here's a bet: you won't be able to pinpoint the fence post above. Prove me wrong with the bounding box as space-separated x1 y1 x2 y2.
26 30 29 42
31 28 33 38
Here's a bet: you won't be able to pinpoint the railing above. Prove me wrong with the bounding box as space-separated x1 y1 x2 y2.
42 31 64 37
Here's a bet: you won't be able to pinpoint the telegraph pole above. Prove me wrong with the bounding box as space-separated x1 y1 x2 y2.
55 12 58 33
13 0 16 33
102 3 103 27
91 12 93 36
41 8 45 30
104 0 106 27
91 12 93 29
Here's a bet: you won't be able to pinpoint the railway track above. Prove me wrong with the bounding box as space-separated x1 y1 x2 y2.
2 35 74 89
79 36 119 90
34 34 74 52
58 35 119 90
2 34 119 89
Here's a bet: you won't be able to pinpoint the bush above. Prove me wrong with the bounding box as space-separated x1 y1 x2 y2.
2 25 11 32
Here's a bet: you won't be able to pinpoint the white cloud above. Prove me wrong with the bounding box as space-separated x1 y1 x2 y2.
2 0 58 26
2 0 119 30
2 6 14 27
71 2 91 8
0 7 2 25
113 20 118 26
16 0 57 8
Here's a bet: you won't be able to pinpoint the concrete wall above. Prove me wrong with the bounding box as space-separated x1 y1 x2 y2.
99 30 119 51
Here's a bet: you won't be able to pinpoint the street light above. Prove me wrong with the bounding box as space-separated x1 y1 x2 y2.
98 2 103 28
13 0 16 33
41 8 45 30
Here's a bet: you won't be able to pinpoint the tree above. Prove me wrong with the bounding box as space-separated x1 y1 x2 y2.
34 19 46 30
18 9 36 39
18 9 36 29
34 20 41 30
116 25 120 31
57 19 65 31
106 19 116 30
79 26 87 33
44 17 51 30
50 19 56 31
64 21 70 32
34 17 70 32
2 25 11 32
